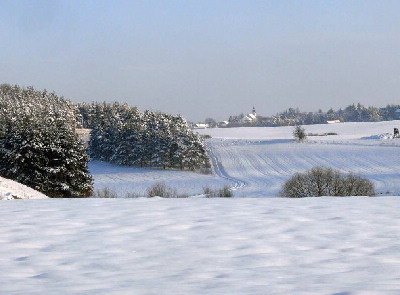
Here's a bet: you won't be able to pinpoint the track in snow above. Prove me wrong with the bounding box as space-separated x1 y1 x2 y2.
207 143 246 191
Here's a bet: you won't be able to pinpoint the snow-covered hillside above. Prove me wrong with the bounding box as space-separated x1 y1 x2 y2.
91 120 400 197
0 197 399 294
208 138 400 197
0 176 48 200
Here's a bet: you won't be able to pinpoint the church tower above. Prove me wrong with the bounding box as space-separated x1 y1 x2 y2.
252 106 257 117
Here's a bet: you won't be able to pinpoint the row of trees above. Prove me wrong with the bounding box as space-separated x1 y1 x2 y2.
224 103 400 127
77 102 210 170
0 84 93 197
0 84 210 197
271 103 386 126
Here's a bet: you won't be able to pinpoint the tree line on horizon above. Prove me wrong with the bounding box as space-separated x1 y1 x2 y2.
223 103 400 127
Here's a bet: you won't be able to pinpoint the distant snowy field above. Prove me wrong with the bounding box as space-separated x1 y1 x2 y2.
196 120 400 141
92 120 400 197
0 197 399 294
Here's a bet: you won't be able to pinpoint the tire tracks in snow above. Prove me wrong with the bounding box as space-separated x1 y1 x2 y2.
207 142 247 191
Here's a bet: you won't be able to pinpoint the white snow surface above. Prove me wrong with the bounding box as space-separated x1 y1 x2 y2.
90 161 231 196
0 197 399 294
0 176 48 200
92 120 400 197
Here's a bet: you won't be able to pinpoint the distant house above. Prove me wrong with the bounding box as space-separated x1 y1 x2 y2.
217 121 229 127
326 120 341 124
193 123 208 129
395 109 400 119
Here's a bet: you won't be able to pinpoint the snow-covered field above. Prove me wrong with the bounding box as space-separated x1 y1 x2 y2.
207 138 400 197
2 120 400 294
1 197 399 294
92 120 400 197
90 161 231 196
197 120 400 141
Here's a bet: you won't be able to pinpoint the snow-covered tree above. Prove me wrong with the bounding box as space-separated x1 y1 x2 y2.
78 102 210 170
0 84 93 197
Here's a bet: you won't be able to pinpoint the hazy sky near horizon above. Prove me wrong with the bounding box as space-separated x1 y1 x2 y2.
1 0 399 121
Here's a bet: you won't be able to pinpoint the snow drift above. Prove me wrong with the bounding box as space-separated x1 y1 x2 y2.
0 176 48 200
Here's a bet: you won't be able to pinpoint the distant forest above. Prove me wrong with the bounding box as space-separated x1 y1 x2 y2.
225 103 400 127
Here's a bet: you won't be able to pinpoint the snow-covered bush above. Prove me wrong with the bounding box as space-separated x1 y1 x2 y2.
0 84 93 197
78 102 210 170
280 167 375 198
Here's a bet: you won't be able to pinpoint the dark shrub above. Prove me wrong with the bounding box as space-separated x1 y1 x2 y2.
146 182 188 198
280 167 375 198
92 187 119 198
293 125 307 142
203 185 233 198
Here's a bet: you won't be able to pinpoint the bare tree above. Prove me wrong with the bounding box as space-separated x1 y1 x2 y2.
280 167 375 198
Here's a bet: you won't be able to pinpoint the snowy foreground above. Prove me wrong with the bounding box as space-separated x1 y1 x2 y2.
1 197 399 294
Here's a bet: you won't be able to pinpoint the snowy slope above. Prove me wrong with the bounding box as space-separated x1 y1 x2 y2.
90 160 232 196
0 197 399 294
197 120 400 197
208 138 400 197
0 176 48 200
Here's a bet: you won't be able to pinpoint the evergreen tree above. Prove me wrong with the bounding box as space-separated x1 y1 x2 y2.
79 102 210 170
0 84 93 197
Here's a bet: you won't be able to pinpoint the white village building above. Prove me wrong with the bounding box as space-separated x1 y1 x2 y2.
242 107 257 123
193 123 209 129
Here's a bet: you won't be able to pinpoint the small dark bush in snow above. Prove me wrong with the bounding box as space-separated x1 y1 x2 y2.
147 182 177 198
293 125 307 142
92 187 119 198
146 182 188 198
203 185 233 198
280 167 375 198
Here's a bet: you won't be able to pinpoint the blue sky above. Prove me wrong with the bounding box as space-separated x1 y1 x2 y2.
1 0 399 121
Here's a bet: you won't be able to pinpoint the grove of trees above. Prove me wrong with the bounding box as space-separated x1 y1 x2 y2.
0 84 93 197
77 102 210 170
